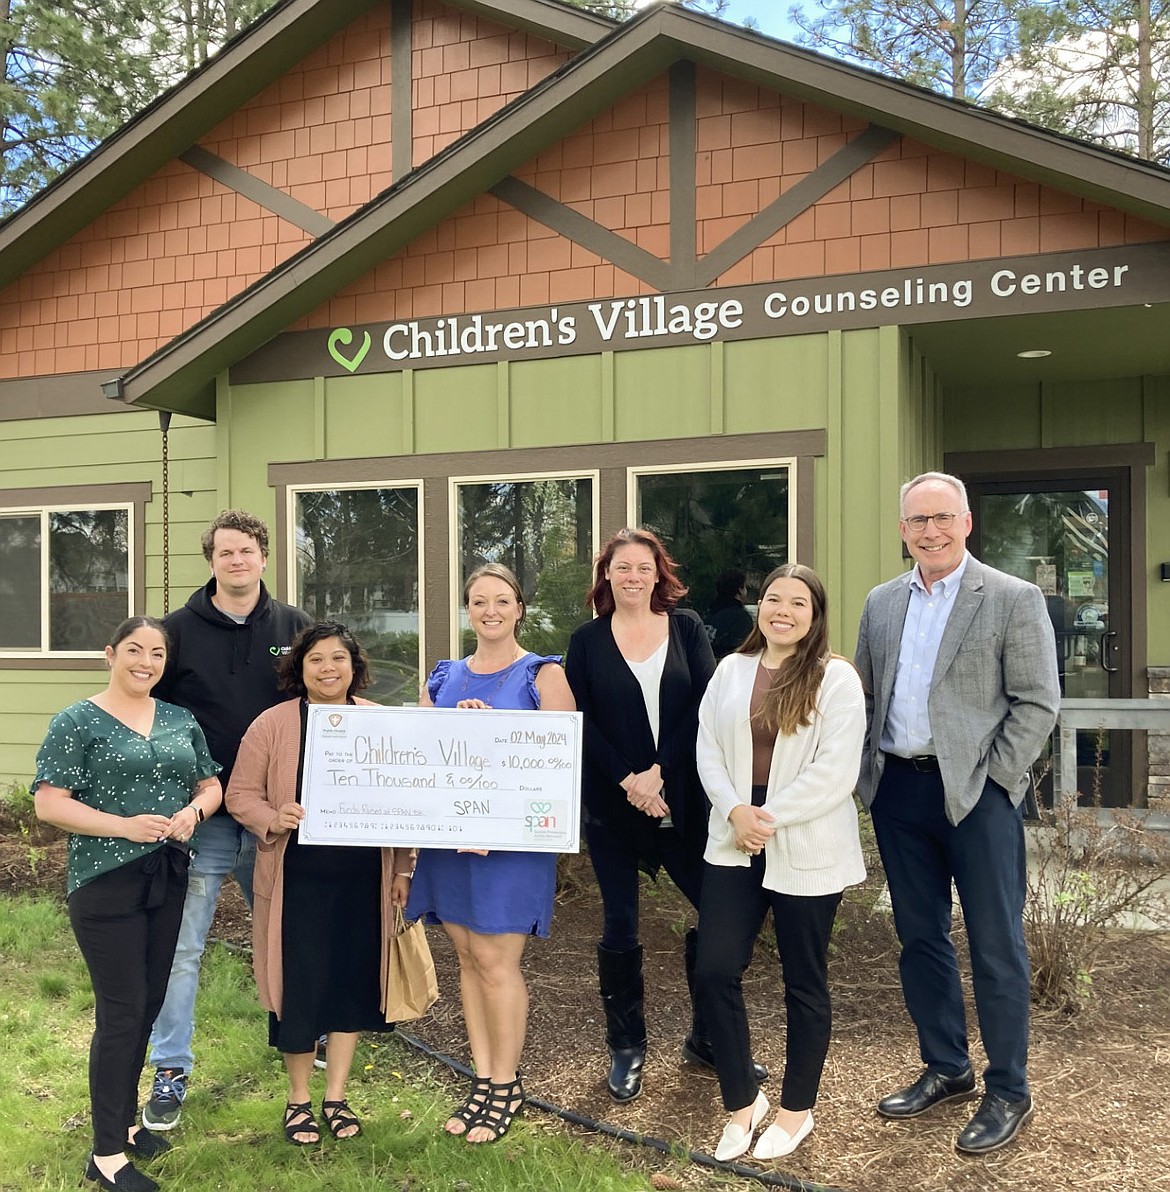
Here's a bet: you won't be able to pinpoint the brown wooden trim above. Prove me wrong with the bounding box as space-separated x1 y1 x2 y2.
422 474 450 676
391 0 412 184
0 371 135 421
946 443 1155 475
696 125 899 286
454 0 614 45
668 60 697 290
796 454 816 565
0 481 153 507
180 146 335 236
268 429 827 487
0 658 107 670
491 176 673 291
0 480 151 668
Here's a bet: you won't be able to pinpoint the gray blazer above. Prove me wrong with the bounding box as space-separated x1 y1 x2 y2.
854 554 1060 825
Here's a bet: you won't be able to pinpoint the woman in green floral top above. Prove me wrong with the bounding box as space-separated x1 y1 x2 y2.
34 617 222 1192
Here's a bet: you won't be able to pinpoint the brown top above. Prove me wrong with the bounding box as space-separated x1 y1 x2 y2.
750 661 780 787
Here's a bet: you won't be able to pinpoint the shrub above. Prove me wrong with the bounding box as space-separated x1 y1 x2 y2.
1025 795 1170 1014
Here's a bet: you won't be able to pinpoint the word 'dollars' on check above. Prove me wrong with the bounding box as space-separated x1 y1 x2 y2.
299 704 583 853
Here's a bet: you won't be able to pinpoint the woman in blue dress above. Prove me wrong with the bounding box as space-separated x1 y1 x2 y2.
406 563 575 1144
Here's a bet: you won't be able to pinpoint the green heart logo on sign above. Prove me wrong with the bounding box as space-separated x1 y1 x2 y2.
532 802 552 815
328 328 371 373
269 646 281 656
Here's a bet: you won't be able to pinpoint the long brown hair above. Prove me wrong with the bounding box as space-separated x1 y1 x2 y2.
737 563 830 736
584 528 687 616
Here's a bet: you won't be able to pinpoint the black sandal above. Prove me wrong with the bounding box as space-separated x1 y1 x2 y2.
466 1075 524 1144
322 1099 363 1139
445 1076 491 1135
283 1101 320 1145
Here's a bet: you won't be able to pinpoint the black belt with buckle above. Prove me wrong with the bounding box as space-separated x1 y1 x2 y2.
884 753 941 773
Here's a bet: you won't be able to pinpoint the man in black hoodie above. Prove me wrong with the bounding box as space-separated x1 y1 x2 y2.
142 510 311 1131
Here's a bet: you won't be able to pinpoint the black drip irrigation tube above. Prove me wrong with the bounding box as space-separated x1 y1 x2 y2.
396 1030 847 1192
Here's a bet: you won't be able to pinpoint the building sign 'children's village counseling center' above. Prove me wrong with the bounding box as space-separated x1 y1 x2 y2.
3 0 1170 808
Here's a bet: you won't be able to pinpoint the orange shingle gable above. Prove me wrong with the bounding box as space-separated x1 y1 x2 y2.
0 0 584 382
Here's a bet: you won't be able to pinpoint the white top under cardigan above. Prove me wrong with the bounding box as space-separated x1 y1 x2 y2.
698 652 867 896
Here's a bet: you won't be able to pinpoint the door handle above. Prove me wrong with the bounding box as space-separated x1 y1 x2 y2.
1101 630 1119 673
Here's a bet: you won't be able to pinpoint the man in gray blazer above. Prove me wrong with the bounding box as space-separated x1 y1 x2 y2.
854 471 1059 1155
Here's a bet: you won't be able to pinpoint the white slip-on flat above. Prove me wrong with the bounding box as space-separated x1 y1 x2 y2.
754 1109 815 1160
714 1090 770 1162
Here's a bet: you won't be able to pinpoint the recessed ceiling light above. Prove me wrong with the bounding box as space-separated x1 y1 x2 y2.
1016 349 1052 359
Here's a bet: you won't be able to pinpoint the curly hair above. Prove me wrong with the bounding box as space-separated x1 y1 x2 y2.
584 528 687 616
278 622 371 700
200 509 269 560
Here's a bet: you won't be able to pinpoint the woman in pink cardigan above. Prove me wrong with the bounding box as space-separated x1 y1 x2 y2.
227 623 414 1146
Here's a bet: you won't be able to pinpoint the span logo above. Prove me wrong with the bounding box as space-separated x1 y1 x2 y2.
525 800 556 830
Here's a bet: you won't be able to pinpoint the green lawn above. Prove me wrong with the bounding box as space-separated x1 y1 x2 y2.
0 894 654 1192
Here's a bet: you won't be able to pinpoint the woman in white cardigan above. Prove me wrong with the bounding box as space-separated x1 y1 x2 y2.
694 563 865 1163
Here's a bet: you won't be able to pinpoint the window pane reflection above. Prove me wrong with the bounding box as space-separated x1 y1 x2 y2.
637 467 790 657
456 478 593 658
295 488 421 704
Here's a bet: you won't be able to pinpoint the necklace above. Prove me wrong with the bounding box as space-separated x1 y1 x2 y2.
460 647 528 696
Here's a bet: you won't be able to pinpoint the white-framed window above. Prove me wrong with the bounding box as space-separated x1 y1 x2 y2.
0 504 133 656
450 470 598 659
629 458 796 629
287 482 424 705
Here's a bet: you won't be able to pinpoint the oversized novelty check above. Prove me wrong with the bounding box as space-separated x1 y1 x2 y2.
299 704 582 852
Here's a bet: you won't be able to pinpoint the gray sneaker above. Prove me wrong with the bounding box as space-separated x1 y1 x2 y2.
142 1068 187 1130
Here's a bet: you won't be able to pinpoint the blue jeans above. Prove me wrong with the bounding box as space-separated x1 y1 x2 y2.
147 814 255 1073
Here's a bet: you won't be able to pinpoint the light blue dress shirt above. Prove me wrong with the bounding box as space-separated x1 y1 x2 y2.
880 551 970 758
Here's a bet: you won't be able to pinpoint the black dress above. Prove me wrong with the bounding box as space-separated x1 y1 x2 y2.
268 702 393 1052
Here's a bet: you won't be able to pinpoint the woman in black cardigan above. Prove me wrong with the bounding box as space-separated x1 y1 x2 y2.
565 528 765 1102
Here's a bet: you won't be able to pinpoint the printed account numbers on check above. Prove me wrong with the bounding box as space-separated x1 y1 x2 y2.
298 704 582 853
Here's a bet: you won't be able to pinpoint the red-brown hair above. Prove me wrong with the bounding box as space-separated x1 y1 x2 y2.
584 528 688 616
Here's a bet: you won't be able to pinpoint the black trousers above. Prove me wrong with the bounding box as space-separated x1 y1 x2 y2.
695 856 841 1113
68 847 189 1155
585 815 703 951
871 766 1030 1099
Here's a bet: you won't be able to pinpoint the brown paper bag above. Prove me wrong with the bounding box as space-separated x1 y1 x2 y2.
385 906 439 1023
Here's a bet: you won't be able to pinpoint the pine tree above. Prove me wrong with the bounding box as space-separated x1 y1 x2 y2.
986 0 1170 162
0 0 277 214
787 0 1062 100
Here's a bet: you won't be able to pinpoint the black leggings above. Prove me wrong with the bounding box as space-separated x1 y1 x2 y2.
585 816 704 951
68 848 188 1155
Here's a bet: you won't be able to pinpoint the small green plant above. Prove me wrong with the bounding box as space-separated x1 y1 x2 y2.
1 781 36 828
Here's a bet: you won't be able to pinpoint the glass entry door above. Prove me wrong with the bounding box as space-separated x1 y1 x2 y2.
969 478 1132 806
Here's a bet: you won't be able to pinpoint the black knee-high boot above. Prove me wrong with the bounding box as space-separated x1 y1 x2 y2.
597 943 646 1103
682 926 770 1081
